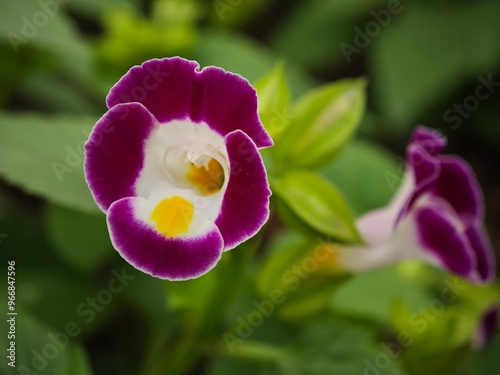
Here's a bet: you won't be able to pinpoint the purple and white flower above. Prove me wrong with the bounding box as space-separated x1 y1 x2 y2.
338 127 495 284
84 57 272 280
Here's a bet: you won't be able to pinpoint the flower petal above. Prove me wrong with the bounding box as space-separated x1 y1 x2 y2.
215 130 271 250
398 145 441 221
415 205 475 280
106 57 272 148
475 305 500 348
407 143 441 191
430 156 484 219
465 221 496 283
409 126 447 156
107 197 224 280
84 103 156 212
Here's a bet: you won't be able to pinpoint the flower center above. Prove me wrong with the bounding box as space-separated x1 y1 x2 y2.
151 196 194 237
186 157 225 195
162 141 228 197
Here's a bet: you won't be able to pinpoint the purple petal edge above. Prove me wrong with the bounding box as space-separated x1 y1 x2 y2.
465 220 496 283
106 57 273 149
475 305 499 348
415 205 475 281
84 103 156 212
215 130 271 250
409 126 447 156
431 156 484 219
107 197 224 280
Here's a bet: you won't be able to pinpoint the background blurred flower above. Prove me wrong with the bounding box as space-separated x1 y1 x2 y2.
338 127 495 283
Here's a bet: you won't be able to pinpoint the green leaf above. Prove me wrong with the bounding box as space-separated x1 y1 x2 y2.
16 73 99 114
290 320 407 375
275 78 366 169
253 62 291 140
0 311 94 375
372 0 500 126
96 7 197 74
0 0 92 75
165 249 247 335
271 0 388 69
463 335 500 375
272 170 361 243
320 140 400 216
12 267 103 337
209 0 268 27
193 30 315 98
0 112 99 213
43 203 113 274
331 266 431 324
257 239 316 297
207 357 270 375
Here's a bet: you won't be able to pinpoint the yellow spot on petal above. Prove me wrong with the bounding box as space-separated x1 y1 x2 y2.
186 158 225 195
151 196 194 238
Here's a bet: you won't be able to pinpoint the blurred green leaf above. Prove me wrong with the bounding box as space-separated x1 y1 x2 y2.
207 357 271 375
43 204 112 274
67 0 139 18
272 170 361 243
10 266 102 338
209 0 268 27
0 0 92 76
253 62 291 140
193 30 315 97
373 0 500 126
271 0 388 69
290 320 407 375
165 249 247 335
392 298 473 375
220 320 406 375
462 335 500 375
0 311 94 375
275 78 366 169
331 265 431 324
17 73 99 114
0 112 99 213
320 139 400 216
96 7 197 74
258 240 315 298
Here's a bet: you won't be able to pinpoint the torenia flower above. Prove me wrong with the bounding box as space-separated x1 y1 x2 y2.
84 57 272 280
337 127 495 284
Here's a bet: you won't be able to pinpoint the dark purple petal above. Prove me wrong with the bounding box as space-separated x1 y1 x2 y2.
407 144 441 190
409 126 447 156
415 205 475 280
84 103 156 212
107 198 224 280
106 57 272 148
465 221 496 283
396 145 441 222
215 130 271 250
475 306 500 348
430 156 484 219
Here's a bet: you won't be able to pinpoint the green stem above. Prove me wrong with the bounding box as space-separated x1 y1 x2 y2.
142 239 259 375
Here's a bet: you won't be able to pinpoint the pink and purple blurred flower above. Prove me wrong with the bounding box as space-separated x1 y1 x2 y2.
84 57 272 280
339 127 495 284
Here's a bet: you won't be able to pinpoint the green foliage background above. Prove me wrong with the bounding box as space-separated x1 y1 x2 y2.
0 0 499 374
